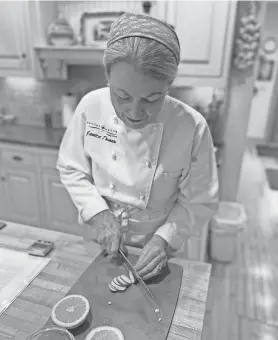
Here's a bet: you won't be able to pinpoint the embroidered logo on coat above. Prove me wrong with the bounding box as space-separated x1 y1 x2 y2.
86 122 117 144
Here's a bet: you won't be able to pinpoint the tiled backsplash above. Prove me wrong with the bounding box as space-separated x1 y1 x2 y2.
0 65 107 127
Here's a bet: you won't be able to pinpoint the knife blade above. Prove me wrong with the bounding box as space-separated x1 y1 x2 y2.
118 249 163 318
119 249 155 299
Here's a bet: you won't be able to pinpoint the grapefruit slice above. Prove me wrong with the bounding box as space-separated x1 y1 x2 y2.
51 294 90 329
85 326 124 340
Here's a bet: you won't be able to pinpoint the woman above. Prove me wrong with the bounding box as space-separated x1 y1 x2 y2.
57 12 219 281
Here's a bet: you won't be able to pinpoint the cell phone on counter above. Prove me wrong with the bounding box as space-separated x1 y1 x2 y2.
27 239 54 257
0 222 7 229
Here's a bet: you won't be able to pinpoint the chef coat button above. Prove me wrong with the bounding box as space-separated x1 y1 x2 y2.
110 184 116 191
192 156 197 162
113 203 119 208
139 195 146 201
145 160 151 168
112 151 117 160
121 211 129 219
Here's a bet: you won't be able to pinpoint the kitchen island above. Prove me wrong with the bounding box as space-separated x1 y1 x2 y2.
0 221 211 340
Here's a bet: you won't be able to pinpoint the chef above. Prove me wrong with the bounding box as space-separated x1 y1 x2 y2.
57 12 219 281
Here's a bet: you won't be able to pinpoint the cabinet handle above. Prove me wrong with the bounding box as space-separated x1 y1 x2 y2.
12 155 23 162
21 53 26 59
0 176 5 181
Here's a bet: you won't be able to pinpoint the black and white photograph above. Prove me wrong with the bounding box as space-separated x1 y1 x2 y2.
1 1 278 340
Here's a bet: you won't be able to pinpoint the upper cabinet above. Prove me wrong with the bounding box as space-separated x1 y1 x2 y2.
0 0 237 87
167 1 237 87
0 1 33 77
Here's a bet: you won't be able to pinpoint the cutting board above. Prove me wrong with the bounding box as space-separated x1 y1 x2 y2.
44 252 183 340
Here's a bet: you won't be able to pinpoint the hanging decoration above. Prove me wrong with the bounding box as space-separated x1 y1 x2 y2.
233 1 261 70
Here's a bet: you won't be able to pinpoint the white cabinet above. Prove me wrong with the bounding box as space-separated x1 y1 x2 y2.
2 168 41 225
0 1 33 77
41 170 80 235
167 1 237 87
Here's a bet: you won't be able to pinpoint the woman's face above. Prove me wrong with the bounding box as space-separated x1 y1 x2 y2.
108 62 168 129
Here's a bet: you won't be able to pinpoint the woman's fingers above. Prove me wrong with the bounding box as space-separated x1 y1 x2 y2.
142 258 168 281
110 235 121 258
137 255 162 278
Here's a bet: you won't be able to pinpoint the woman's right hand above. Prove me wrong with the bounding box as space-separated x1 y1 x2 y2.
92 210 127 258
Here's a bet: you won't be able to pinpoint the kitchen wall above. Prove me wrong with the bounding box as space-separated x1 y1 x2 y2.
247 1 278 141
0 66 225 131
0 66 107 127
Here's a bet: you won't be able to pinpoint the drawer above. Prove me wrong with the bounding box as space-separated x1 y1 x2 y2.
40 153 58 170
1 148 37 167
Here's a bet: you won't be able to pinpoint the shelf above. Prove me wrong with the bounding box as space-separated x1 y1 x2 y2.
34 45 105 79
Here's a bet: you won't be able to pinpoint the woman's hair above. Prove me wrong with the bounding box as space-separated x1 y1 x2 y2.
103 37 178 85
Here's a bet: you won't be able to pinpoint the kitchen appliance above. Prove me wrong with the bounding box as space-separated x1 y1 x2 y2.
43 252 183 340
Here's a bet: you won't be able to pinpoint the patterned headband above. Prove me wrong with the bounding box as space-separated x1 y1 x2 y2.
107 12 180 65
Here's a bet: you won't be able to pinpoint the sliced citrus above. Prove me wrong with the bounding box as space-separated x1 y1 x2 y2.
111 279 126 291
51 294 90 329
108 283 117 292
85 326 124 340
129 271 135 283
118 275 131 285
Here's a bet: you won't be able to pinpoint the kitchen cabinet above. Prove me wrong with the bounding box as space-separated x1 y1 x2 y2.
32 0 237 86
2 168 41 225
41 170 79 233
166 0 237 87
0 1 33 77
0 175 7 218
0 143 82 236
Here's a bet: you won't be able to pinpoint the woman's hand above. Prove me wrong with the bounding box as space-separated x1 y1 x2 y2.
134 235 168 281
93 210 127 258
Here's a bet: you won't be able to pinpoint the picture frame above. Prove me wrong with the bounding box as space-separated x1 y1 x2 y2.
257 56 275 82
80 11 124 48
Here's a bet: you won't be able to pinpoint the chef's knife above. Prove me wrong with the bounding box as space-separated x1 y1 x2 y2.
118 249 163 317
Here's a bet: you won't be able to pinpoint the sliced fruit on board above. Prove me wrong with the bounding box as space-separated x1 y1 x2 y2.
120 274 131 284
51 294 90 329
108 283 117 292
85 326 124 340
113 276 126 287
129 270 135 283
111 279 127 291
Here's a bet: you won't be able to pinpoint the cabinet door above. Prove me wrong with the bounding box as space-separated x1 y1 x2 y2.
0 173 7 218
167 1 234 77
0 1 31 73
3 168 40 225
42 172 82 235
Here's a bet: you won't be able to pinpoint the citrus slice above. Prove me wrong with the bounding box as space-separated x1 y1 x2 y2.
129 271 135 283
51 294 90 329
108 283 117 292
111 280 126 291
85 326 124 340
118 275 131 285
112 276 123 286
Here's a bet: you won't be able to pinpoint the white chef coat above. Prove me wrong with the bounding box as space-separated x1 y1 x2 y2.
57 87 219 252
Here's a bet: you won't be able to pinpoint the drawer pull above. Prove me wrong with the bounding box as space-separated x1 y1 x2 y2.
13 155 23 162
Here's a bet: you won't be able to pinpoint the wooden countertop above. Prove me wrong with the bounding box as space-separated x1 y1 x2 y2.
0 222 211 340
0 125 65 149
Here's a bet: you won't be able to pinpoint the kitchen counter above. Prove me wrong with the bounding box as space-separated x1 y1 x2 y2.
0 124 65 149
0 221 211 340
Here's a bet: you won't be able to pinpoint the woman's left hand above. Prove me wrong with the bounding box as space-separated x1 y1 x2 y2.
134 235 168 281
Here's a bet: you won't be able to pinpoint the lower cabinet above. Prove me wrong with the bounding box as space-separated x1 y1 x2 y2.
0 143 85 236
1 167 41 226
41 170 81 235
